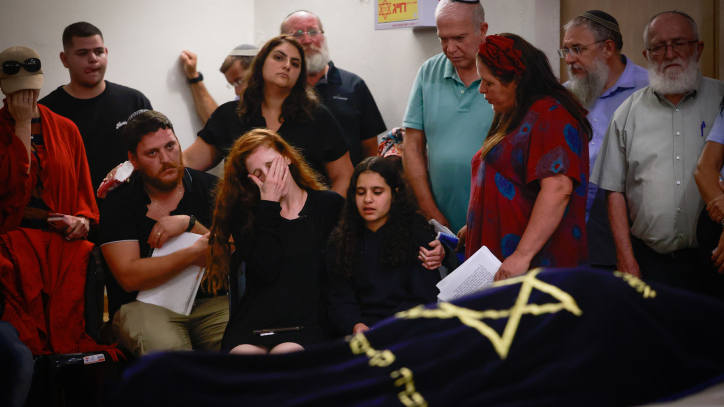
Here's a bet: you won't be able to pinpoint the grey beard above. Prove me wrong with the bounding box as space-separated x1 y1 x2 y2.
306 42 331 74
567 59 609 108
648 54 698 95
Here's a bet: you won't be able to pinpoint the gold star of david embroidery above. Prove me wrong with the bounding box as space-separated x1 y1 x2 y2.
395 268 582 359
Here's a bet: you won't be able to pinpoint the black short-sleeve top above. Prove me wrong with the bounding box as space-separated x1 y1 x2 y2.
198 102 349 183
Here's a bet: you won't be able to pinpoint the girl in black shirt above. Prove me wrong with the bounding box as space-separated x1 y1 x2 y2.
326 157 444 336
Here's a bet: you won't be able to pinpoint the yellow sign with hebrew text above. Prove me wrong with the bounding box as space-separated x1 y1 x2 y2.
378 0 418 23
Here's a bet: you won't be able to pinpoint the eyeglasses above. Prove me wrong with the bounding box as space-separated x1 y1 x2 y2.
2 58 42 75
226 79 243 89
289 30 324 39
647 40 698 56
557 41 605 59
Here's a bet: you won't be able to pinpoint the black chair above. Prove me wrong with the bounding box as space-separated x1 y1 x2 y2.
26 247 125 407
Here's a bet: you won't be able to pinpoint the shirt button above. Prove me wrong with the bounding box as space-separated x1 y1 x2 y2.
676 108 680 112
677 208 682 212
461 90 465 94
676 132 681 135
676 156 680 160
676 181 681 185
594 119 598 122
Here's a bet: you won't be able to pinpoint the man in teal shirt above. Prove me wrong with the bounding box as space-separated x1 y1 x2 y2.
402 0 494 233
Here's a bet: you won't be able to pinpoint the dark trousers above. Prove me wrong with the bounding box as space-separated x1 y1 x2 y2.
631 228 724 301
0 321 34 407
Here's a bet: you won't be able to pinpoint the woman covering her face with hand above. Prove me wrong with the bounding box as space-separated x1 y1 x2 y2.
183 35 353 195
205 128 344 355
460 34 591 281
326 157 444 336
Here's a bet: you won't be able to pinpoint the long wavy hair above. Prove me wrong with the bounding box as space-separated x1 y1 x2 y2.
205 128 327 294
237 35 320 124
331 157 433 277
479 33 592 159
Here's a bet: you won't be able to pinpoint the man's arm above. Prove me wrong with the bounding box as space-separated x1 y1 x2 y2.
607 191 641 277
101 234 208 292
694 141 724 222
325 152 354 196
360 137 379 160
180 51 219 124
147 214 210 249
183 137 223 172
402 128 448 227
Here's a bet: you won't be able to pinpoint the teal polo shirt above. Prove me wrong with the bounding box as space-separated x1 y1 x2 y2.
403 53 494 232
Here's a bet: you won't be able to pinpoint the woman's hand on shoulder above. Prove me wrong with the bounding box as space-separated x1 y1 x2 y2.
419 239 444 270
248 156 290 202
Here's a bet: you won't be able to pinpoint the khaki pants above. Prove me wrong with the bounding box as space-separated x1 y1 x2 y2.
113 297 229 357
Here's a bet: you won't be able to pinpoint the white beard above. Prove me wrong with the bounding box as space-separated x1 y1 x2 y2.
647 53 698 95
567 56 609 108
306 40 331 74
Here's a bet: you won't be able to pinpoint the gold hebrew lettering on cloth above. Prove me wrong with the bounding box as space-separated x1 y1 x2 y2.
396 268 582 359
613 271 657 298
348 334 427 406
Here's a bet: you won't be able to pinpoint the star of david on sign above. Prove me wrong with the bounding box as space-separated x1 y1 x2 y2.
396 269 582 359
379 0 393 20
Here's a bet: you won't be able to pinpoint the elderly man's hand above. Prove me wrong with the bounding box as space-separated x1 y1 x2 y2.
180 51 199 80
64 216 90 241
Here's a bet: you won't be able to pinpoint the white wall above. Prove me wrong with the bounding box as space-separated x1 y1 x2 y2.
0 0 559 147
0 0 255 149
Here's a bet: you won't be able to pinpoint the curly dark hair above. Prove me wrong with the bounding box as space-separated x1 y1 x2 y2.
236 35 319 124
331 156 433 277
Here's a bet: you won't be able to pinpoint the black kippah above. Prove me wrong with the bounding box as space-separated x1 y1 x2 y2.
581 10 621 34
451 0 480 4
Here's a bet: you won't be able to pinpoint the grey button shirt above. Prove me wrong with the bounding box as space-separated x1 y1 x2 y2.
591 73 724 254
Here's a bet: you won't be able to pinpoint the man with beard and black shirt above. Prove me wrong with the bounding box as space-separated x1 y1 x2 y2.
280 10 386 166
40 22 152 214
560 10 648 269
592 11 724 294
99 110 227 357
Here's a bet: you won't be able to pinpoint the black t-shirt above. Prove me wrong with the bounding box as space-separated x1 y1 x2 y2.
99 168 217 318
198 102 348 184
315 61 386 166
39 81 153 192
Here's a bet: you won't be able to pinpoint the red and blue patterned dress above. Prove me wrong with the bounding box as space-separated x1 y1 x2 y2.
465 96 589 267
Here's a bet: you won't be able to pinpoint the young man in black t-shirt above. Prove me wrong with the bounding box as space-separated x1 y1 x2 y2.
99 111 228 357
40 22 152 202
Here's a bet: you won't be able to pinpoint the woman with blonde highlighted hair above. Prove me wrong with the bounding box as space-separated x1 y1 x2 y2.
206 128 343 355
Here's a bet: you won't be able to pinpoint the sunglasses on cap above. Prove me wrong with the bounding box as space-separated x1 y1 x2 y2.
2 58 42 75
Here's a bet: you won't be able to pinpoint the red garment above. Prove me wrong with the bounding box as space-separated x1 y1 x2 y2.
478 35 526 77
0 102 118 357
466 97 589 267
